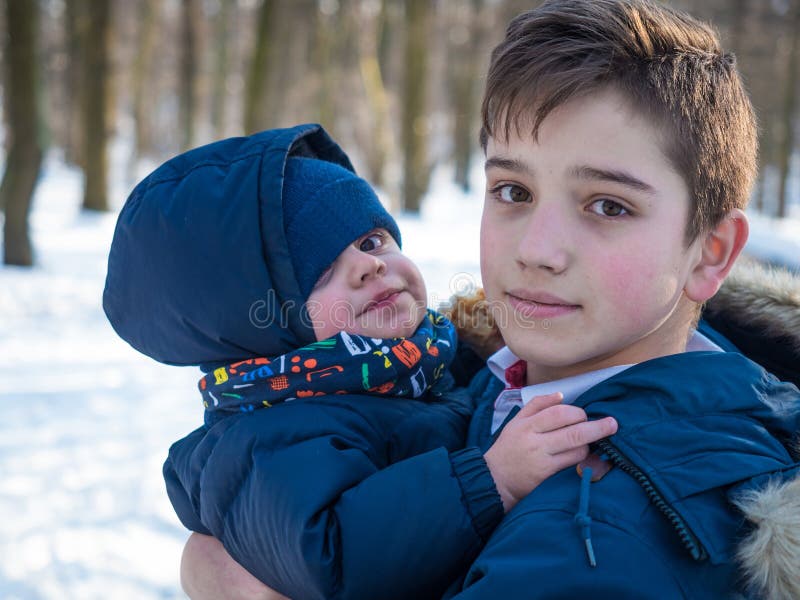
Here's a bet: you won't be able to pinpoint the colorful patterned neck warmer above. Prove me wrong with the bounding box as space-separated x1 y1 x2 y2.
201 310 457 427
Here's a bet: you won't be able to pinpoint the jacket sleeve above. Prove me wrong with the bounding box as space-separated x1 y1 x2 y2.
164 396 504 600
449 509 688 600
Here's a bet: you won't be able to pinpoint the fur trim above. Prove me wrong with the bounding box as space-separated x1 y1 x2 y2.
734 474 800 600
440 289 504 360
707 259 800 353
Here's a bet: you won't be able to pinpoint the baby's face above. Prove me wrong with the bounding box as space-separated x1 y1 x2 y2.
305 229 428 341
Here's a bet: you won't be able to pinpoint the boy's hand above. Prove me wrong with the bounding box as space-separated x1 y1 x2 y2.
483 393 618 512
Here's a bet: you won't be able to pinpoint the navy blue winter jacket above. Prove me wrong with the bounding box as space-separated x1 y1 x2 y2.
166 389 503 599
447 320 800 599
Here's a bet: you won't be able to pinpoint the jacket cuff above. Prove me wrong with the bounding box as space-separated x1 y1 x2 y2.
451 446 504 542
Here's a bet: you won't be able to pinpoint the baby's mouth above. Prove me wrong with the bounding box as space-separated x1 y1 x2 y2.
361 289 404 315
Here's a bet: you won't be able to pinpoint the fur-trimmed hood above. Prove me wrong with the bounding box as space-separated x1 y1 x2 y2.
704 259 800 388
443 260 800 599
734 471 800 600
711 263 800 600
707 259 800 352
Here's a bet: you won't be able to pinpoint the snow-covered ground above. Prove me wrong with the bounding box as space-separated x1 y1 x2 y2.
0 148 798 599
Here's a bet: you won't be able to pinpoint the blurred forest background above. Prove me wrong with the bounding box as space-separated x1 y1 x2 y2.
0 0 799 267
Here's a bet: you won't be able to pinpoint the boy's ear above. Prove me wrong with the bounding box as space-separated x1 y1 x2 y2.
684 208 749 303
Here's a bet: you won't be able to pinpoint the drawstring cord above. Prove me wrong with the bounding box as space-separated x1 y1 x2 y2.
574 465 597 567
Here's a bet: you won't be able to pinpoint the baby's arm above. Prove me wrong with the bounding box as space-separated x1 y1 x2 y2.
165 397 497 599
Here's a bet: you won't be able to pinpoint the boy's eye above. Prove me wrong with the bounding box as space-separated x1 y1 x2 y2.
358 231 386 252
493 183 531 203
588 198 628 217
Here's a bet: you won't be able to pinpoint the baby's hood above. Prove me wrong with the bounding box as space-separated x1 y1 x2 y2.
103 124 351 366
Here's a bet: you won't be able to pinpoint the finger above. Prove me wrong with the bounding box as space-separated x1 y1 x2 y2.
528 403 587 433
517 392 564 418
547 446 591 473
543 417 618 454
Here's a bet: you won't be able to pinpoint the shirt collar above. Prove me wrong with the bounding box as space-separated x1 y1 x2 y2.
487 328 723 404
486 329 722 434
686 329 723 353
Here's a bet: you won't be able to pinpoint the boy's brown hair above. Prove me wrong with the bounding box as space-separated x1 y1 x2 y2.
480 0 757 241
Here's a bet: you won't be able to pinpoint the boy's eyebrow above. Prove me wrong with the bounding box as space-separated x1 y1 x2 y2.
571 165 657 195
484 156 534 175
485 158 657 196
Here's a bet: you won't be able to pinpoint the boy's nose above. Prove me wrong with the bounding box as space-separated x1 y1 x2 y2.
516 204 571 274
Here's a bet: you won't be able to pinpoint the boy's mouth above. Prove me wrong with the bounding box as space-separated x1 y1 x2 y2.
506 290 581 320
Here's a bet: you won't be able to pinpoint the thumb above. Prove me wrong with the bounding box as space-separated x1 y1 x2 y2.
518 392 563 418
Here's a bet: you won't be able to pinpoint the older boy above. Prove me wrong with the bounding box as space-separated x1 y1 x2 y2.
454 0 800 597
179 1 800 598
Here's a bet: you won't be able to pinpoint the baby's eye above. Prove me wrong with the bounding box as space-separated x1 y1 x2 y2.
588 198 628 217
493 184 531 203
358 231 385 252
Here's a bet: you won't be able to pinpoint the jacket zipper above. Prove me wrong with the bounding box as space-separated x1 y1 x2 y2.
596 439 707 561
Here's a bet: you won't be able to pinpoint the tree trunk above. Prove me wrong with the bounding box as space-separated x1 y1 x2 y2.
358 0 392 188
312 1 338 134
401 0 431 213
271 1 309 127
727 0 747 54
210 0 231 139
376 0 396 90
244 0 276 134
64 0 87 167
777 1 799 219
449 0 484 192
1 0 44 266
82 0 112 212
132 0 158 159
180 0 201 151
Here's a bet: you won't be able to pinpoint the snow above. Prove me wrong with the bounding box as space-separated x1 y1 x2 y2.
0 155 201 599
0 146 797 599
741 210 800 272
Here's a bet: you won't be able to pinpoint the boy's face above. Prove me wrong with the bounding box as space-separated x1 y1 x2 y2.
481 88 706 383
306 229 427 341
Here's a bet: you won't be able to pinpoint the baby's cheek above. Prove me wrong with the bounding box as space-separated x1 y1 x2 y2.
305 293 342 340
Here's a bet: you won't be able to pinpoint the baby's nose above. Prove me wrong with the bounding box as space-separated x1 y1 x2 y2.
341 246 386 284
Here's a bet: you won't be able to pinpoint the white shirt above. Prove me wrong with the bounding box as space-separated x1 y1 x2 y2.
487 330 724 434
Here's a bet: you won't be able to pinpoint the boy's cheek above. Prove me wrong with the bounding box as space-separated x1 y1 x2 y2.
479 230 512 294
598 257 684 326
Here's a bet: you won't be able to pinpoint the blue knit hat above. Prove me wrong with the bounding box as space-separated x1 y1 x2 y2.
283 157 401 298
